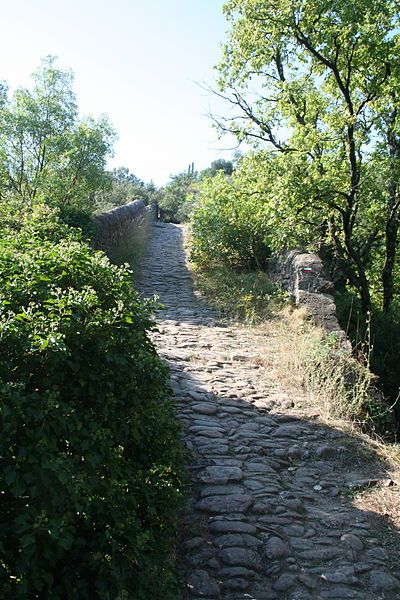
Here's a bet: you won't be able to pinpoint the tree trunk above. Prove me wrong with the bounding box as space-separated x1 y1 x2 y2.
382 111 399 314
342 209 372 316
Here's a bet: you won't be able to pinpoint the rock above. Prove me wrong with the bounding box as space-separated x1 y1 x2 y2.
354 563 373 574
196 443 230 455
188 390 209 401
249 584 280 599
319 588 362 598
218 406 242 414
209 520 257 534
315 445 332 458
218 547 262 570
264 537 290 559
243 479 267 492
272 424 303 438
190 427 224 438
213 533 263 548
192 403 218 415
221 578 249 591
186 569 219 597
183 537 204 551
272 573 297 591
340 533 364 552
185 547 215 566
320 566 358 584
298 571 317 589
219 566 258 578
289 539 314 551
251 500 272 514
364 546 389 562
287 445 302 459
284 524 305 537
200 484 244 498
199 466 243 484
283 498 304 512
211 458 242 467
246 462 277 474
196 494 254 514
369 570 400 591
298 548 342 561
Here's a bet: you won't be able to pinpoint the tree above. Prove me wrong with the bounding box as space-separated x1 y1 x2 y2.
0 56 115 212
199 159 234 179
96 167 164 213
159 171 197 222
213 0 400 314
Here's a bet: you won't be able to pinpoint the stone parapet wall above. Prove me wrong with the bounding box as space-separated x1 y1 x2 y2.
93 200 150 252
270 250 350 350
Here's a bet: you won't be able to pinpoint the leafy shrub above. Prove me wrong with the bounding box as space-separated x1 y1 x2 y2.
0 228 184 598
58 204 95 239
190 173 271 270
0 200 89 244
335 291 400 430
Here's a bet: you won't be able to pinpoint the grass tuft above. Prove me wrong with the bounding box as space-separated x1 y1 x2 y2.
192 265 286 324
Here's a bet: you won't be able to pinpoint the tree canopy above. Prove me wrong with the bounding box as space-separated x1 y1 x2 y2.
0 56 115 213
210 0 400 314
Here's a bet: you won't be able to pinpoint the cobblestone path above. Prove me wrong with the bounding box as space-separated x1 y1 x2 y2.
139 223 400 600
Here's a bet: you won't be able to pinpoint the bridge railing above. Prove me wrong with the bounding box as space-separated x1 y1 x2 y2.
92 199 151 254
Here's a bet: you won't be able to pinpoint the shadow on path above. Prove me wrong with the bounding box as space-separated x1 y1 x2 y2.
139 223 400 600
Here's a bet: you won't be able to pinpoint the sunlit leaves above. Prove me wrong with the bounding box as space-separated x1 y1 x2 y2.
0 56 115 212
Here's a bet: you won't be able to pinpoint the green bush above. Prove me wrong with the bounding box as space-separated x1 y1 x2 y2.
190 173 271 270
0 199 88 243
58 204 95 239
0 226 184 598
335 291 400 429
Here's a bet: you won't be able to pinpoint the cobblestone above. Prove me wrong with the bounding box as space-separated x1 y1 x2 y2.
139 223 400 599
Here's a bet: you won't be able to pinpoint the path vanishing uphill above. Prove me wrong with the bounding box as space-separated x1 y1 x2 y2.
139 223 400 600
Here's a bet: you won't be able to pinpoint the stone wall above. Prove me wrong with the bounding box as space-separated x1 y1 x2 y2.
92 200 150 253
270 250 350 350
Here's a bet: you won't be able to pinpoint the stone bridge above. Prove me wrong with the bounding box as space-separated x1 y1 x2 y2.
139 222 399 600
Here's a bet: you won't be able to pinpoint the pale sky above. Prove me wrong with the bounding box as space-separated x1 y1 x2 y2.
0 0 236 186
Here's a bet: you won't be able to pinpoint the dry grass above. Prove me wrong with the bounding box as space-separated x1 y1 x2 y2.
253 306 396 432
184 228 400 532
251 307 400 535
351 482 400 571
353 484 400 529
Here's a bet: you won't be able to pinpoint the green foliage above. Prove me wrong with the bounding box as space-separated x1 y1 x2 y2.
193 264 284 324
191 171 271 269
335 291 400 425
57 205 95 239
0 56 115 212
369 310 400 417
215 0 400 315
0 214 184 598
199 159 234 179
159 171 197 223
96 167 162 213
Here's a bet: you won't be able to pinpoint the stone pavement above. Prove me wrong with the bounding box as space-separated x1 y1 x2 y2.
139 223 400 600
